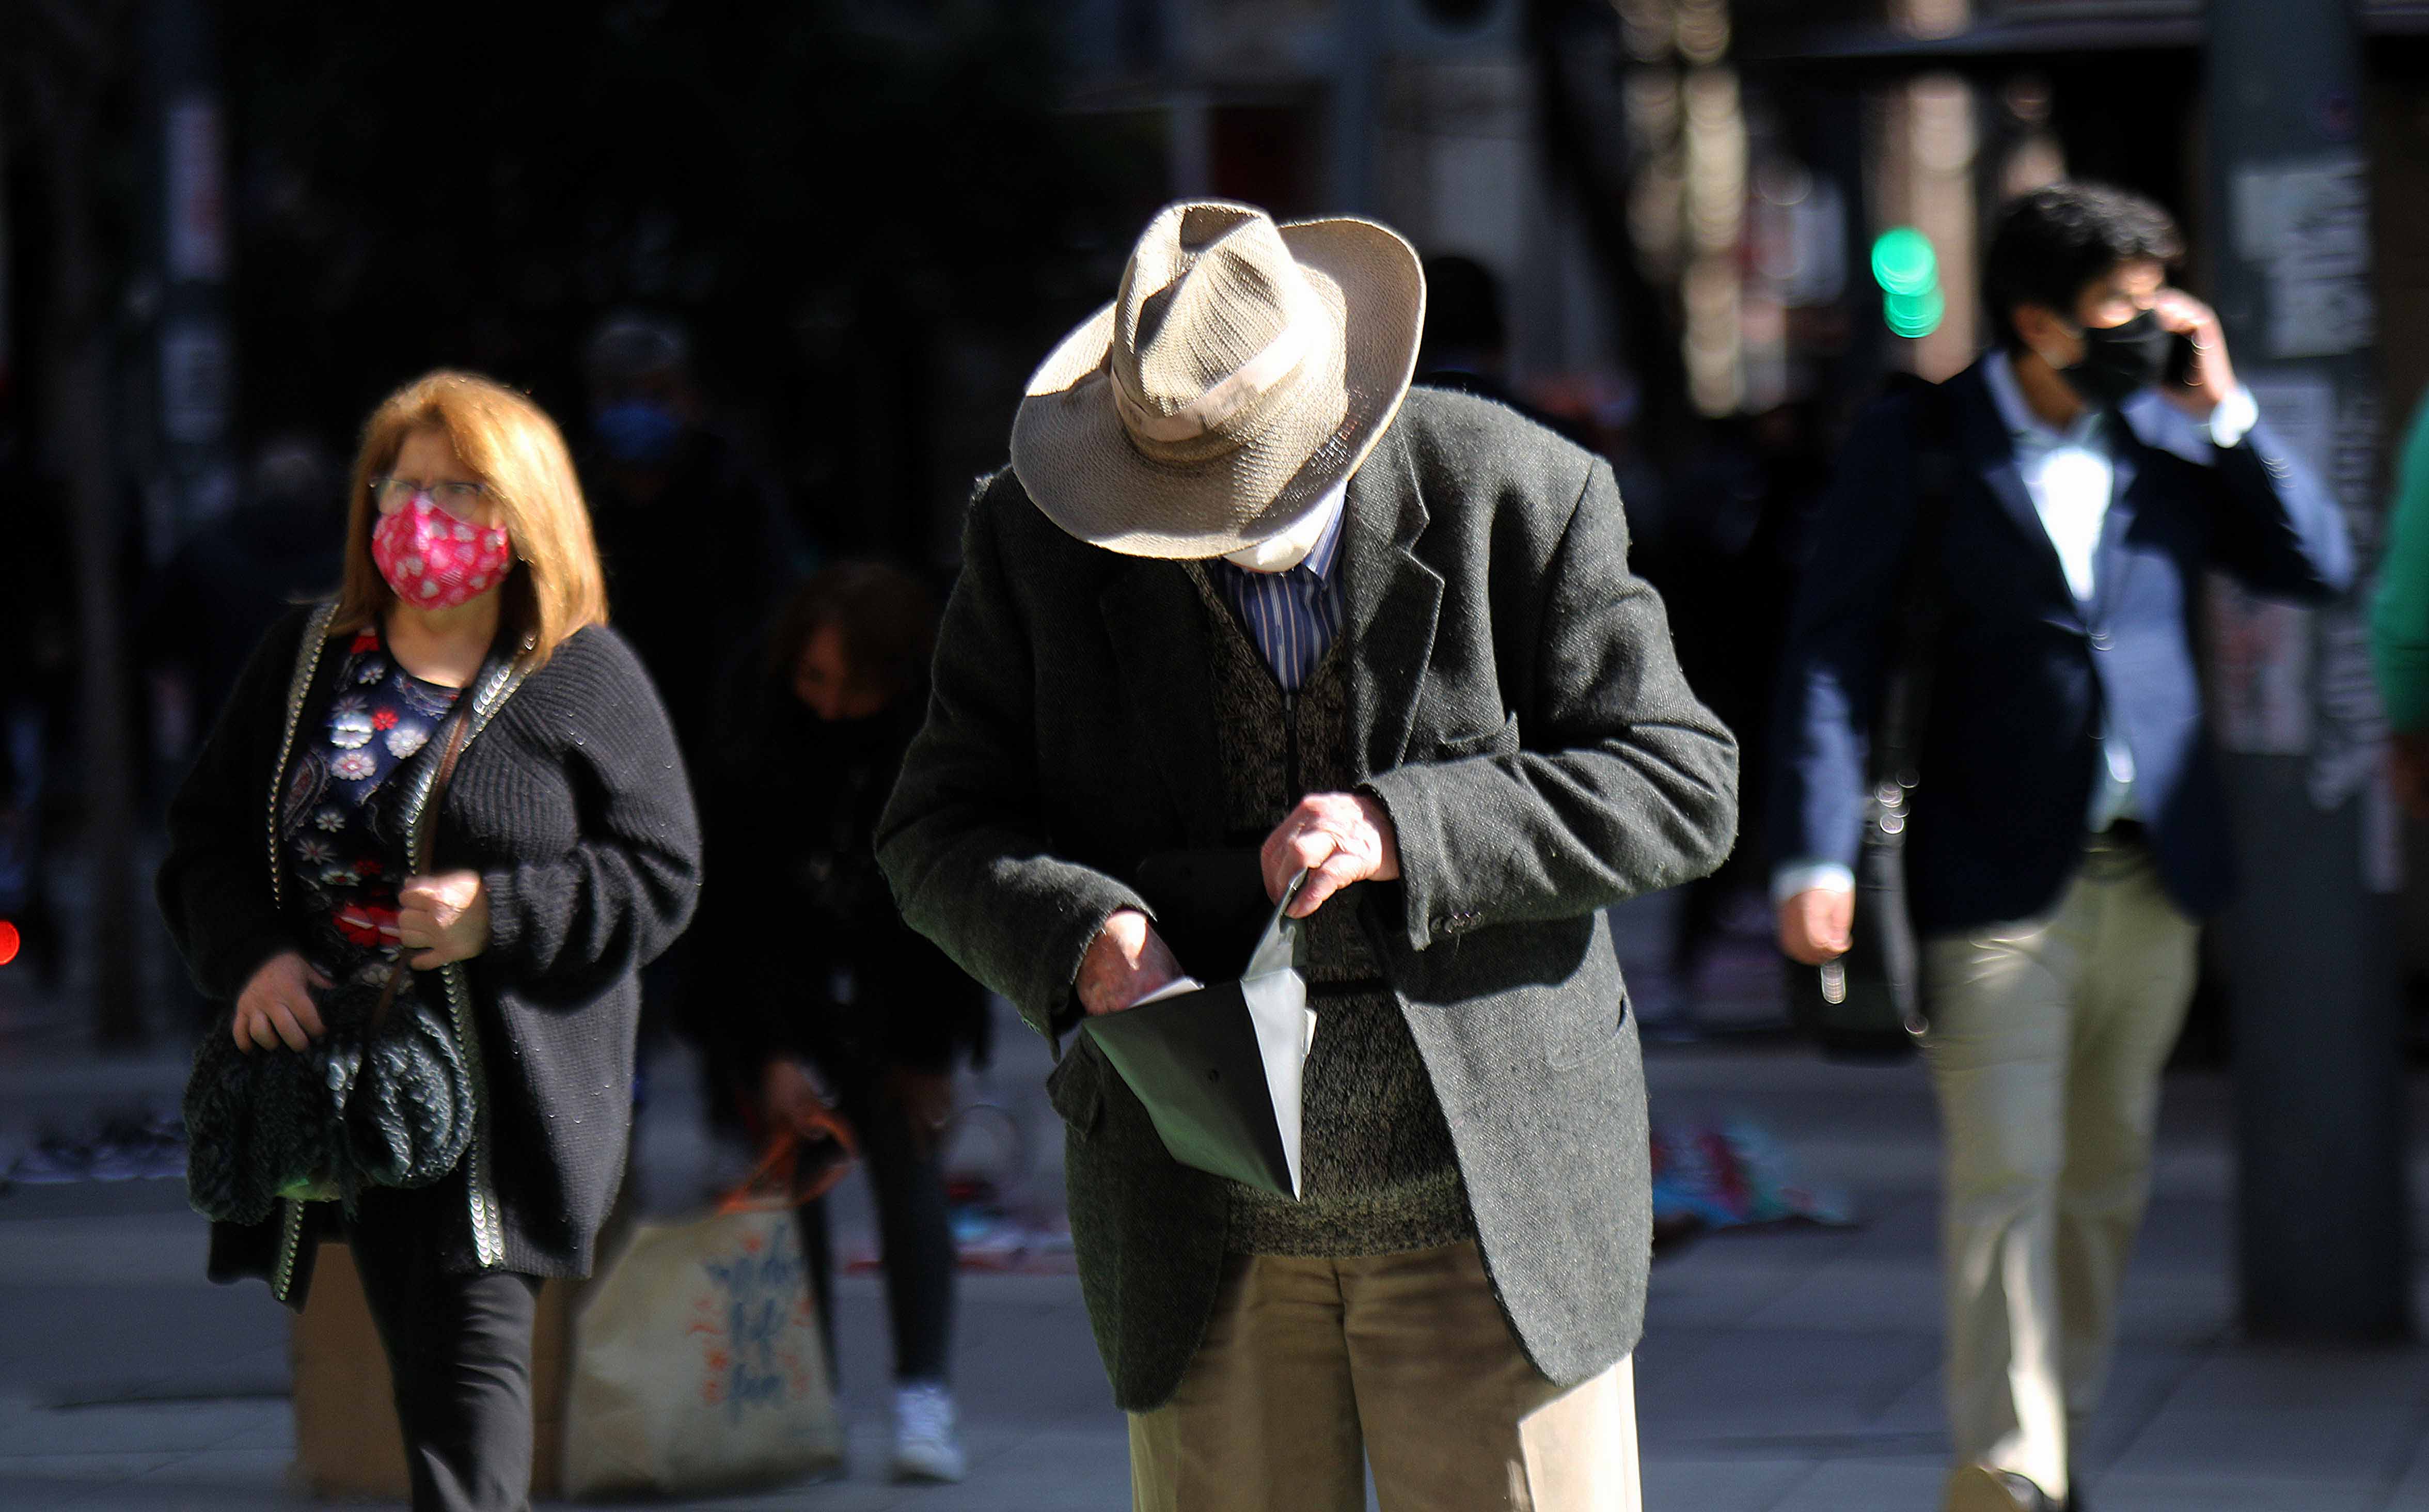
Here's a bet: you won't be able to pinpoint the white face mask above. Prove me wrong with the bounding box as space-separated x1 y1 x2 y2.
1221 482 1345 573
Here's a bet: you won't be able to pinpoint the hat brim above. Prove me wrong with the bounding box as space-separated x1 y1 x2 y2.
1010 216 1426 560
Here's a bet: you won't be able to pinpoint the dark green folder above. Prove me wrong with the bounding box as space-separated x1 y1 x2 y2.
1081 875 1309 1200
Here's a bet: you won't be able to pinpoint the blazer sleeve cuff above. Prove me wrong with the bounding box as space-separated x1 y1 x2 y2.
2209 384 2260 449
1359 769 1453 951
1043 885 1159 1044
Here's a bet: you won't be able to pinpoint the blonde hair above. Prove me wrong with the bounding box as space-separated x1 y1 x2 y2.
334 370 608 666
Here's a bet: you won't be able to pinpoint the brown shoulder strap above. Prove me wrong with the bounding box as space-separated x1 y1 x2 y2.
412 708 473 875
376 704 474 1023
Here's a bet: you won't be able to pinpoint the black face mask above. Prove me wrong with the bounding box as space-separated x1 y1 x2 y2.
2059 309 2170 406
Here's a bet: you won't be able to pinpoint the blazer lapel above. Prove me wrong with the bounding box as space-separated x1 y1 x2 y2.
2091 424 2142 622
1337 425 1445 779
1952 365 2084 620
1100 559 1226 845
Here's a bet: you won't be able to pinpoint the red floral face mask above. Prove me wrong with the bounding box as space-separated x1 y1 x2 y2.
372 492 513 609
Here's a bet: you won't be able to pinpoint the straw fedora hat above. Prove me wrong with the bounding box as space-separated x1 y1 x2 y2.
1010 200 1426 559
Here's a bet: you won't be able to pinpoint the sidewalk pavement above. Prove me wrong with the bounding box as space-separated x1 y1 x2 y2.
3 997 2426 1511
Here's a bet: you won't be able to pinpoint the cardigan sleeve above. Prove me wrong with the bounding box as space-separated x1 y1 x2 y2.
156 607 316 1003
479 629 703 999
1360 454 1741 951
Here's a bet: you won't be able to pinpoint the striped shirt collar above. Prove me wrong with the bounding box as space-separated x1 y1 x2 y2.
1211 478 1350 694
1225 478 1348 579
1297 482 1348 580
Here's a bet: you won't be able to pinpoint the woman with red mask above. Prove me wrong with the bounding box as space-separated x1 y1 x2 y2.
160 371 700 1512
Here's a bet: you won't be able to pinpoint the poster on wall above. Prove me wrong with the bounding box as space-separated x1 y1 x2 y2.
2207 371 2335 757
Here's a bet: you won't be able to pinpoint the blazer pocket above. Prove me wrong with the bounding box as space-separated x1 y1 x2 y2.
1435 712 1521 760
1045 1040 1106 1138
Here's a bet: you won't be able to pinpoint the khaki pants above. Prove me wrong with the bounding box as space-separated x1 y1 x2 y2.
1921 834 2198 1508
1127 1241 1641 1512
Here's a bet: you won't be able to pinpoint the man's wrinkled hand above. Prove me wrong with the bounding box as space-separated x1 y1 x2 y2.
1778 887 1854 966
1077 909 1184 1017
1261 792 1399 918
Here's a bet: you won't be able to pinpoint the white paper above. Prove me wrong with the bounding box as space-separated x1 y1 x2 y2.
1241 968 1317 1199
1128 976 1205 1007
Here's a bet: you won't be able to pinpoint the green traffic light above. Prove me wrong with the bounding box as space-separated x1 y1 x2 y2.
1870 227 1938 297
1885 285 1945 338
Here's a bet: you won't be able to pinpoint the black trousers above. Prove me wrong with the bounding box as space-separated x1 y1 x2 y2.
349 1232 544 1512
797 1070 957 1386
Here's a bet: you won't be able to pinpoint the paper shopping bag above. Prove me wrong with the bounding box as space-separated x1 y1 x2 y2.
561 1204 844 1497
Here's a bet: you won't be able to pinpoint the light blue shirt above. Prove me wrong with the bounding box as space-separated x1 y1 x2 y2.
1773 356 2259 904
1983 350 2141 835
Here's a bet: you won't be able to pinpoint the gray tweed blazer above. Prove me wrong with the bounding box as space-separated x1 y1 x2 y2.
876 387 1739 1411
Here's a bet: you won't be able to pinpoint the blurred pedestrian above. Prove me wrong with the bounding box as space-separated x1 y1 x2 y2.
579 312 808 1076
2373 390 2429 817
1772 183 2352 1512
1412 251 1583 446
579 312 810 759
159 371 701 1512
1633 403 1818 1020
143 434 349 737
878 200 1737 1511
690 562 988 1484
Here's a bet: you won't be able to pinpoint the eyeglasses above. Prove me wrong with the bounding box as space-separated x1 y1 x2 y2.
370 476 488 509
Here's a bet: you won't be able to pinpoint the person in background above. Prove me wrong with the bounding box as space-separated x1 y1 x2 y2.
159 371 701 1512
144 435 350 734
1643 403 1818 1006
1412 252 1583 446
579 311 811 761
2373 390 2429 820
690 563 988 1485
1772 183 2352 1512
579 312 810 1067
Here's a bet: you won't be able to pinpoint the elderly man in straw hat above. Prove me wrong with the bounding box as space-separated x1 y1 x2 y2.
878 201 1737 1509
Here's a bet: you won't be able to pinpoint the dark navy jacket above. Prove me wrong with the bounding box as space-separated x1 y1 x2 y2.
1771 358 2353 933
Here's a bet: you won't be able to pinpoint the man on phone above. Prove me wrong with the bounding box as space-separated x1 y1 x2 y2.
1772 182 2352 1512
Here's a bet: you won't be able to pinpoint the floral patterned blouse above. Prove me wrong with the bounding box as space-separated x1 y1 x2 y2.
277 627 462 985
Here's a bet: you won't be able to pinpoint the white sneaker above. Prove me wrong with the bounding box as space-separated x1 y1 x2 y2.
891 1381 967 1483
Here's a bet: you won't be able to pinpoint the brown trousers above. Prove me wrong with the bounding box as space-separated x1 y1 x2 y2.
1127 1241 1641 1512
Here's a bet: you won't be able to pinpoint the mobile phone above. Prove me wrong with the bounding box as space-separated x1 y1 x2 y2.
2164 332 2200 387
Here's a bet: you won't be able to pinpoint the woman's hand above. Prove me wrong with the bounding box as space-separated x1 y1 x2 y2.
234 952 333 1053
398 871 490 969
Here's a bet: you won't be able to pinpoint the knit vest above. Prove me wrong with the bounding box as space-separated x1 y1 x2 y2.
1182 564 1473 1256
